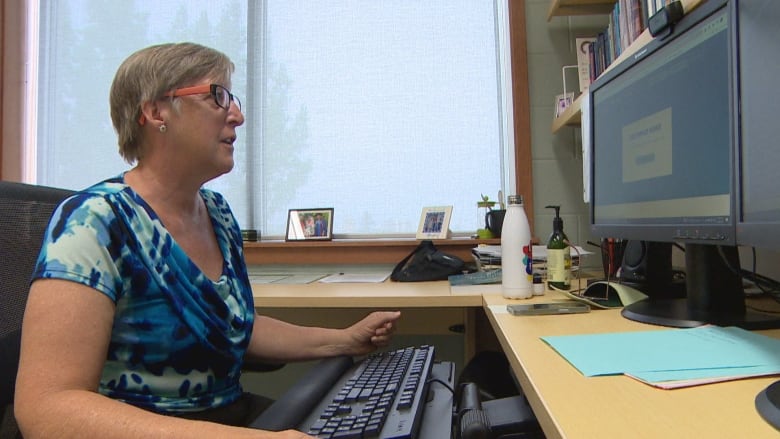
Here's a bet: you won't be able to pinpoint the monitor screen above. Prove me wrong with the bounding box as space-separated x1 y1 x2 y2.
588 0 780 330
590 5 733 245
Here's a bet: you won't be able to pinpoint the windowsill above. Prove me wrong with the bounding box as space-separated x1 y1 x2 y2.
243 237 500 265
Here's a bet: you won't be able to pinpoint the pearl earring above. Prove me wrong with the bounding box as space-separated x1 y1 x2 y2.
159 124 167 133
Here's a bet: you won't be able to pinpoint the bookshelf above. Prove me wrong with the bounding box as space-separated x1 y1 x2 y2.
549 0 705 134
547 0 617 21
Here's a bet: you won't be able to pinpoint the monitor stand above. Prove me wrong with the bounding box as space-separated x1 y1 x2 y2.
621 297 780 329
621 244 780 330
756 381 780 431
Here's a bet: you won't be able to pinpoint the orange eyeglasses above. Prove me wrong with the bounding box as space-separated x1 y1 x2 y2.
138 84 241 125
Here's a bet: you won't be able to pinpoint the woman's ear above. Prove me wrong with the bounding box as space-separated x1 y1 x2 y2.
139 100 166 129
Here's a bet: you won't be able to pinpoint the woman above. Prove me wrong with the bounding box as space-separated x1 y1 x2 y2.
14 43 400 438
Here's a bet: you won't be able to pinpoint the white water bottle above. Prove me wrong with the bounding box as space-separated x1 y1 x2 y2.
501 195 533 299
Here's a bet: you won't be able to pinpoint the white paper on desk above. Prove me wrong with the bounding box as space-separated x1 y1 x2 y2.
473 245 591 260
627 365 780 389
473 245 502 257
249 274 326 284
319 272 391 283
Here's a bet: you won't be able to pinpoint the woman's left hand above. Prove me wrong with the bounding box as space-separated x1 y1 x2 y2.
345 311 401 356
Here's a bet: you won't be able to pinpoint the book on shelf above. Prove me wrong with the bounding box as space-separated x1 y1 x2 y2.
618 0 629 52
585 0 652 82
575 37 597 92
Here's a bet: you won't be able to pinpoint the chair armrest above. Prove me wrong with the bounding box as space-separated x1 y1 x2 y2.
242 360 286 373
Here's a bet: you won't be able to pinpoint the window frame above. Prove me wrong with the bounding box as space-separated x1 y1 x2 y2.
0 0 532 263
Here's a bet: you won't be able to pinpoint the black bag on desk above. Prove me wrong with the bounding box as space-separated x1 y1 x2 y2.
390 240 466 282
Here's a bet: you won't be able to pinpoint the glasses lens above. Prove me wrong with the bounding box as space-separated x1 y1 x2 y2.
212 85 228 109
212 85 241 112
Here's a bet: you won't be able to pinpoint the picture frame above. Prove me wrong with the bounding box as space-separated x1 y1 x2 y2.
554 92 575 118
286 208 334 241
416 206 453 240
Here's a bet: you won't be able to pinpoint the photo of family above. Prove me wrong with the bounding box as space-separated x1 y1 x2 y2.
422 211 445 234
286 208 334 241
416 206 453 240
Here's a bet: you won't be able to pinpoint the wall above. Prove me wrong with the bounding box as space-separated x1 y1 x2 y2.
525 0 606 271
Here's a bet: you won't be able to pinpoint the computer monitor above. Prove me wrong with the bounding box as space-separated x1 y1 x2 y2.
730 0 780 430
588 0 780 330
735 0 780 253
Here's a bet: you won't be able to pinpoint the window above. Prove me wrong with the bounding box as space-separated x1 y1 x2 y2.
32 0 516 238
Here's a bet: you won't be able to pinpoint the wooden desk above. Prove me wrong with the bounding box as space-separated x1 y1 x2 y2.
483 293 780 439
252 280 482 308
253 279 780 437
252 280 486 362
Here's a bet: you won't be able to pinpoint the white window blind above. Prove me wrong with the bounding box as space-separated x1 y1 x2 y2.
33 0 513 238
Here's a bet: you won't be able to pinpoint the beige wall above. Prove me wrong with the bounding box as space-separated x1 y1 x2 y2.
525 0 606 269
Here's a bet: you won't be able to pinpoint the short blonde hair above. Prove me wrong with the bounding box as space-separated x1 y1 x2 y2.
109 43 235 164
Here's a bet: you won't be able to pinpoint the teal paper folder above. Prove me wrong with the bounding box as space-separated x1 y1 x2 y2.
541 326 780 387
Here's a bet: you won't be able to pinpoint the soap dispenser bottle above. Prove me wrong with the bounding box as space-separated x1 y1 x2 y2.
545 205 571 290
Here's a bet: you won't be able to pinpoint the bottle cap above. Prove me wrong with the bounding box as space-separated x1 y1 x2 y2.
546 205 563 232
508 195 523 205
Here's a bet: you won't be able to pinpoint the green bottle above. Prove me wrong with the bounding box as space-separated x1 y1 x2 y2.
545 205 571 290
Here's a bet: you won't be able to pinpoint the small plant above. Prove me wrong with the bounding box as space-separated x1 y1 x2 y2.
477 194 496 210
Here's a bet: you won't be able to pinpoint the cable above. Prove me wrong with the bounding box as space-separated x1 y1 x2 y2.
733 246 780 303
427 377 455 395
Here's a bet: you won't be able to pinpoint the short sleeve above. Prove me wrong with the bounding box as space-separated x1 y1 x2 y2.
33 193 125 302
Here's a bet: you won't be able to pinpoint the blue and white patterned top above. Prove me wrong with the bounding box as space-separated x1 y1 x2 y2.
32 175 255 413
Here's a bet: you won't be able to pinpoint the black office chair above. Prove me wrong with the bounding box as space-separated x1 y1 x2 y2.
0 181 75 438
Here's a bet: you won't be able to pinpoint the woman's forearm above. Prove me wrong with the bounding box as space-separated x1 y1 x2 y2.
245 315 352 363
15 388 282 439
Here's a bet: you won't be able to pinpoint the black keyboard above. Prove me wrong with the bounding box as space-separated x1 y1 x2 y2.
304 345 435 438
250 345 443 439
